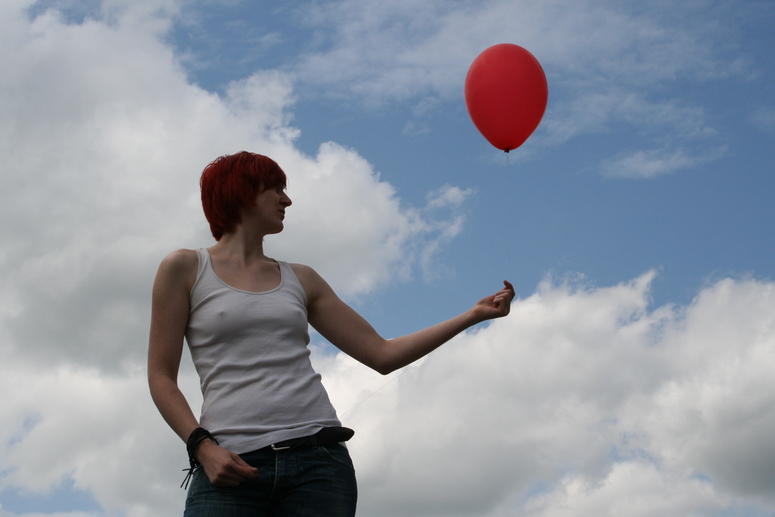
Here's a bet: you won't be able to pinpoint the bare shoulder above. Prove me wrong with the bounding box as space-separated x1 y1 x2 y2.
288 263 323 287
288 262 316 279
289 263 331 301
156 249 199 290
164 247 197 260
160 248 198 270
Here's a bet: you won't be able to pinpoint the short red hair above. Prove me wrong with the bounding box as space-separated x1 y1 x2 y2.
200 151 287 240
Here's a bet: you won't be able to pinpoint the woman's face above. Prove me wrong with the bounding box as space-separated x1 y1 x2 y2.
245 182 292 235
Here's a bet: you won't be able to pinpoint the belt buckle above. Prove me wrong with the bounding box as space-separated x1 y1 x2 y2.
271 443 291 451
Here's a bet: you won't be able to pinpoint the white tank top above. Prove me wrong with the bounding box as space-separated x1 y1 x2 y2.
185 248 341 454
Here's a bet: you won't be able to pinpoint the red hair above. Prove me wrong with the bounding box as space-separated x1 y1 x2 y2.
200 151 287 240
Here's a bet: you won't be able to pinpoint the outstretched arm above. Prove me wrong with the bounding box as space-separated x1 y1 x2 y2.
294 264 514 375
385 280 514 368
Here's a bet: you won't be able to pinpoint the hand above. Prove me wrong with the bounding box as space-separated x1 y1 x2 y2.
470 281 515 322
196 439 259 487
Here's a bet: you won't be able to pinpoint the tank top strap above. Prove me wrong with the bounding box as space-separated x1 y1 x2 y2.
195 248 209 279
276 261 308 306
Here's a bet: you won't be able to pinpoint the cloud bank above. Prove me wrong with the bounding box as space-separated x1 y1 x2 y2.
3 271 774 517
320 273 775 516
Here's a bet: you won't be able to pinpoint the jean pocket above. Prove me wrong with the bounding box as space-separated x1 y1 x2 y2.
318 444 356 471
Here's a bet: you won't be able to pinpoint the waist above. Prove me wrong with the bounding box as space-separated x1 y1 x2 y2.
261 426 355 452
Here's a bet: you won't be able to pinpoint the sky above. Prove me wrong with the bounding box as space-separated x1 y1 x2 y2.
0 0 774 516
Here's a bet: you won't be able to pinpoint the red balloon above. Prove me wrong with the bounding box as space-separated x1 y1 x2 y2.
465 44 548 152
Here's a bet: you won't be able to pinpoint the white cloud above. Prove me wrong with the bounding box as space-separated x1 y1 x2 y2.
425 184 472 210
315 272 775 517
289 0 735 101
3 266 775 516
0 0 463 369
599 146 728 178
749 106 775 133
0 510 99 517
288 0 740 175
522 461 728 517
0 357 198 516
0 1 475 511
626 278 775 498
0 2 473 510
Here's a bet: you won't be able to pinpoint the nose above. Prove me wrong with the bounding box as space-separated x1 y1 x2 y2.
281 191 292 206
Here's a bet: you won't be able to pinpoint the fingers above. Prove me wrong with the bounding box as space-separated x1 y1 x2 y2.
203 448 259 487
491 280 515 314
498 281 515 300
469 279 518 322
233 454 259 477
210 463 256 487
494 280 514 297
218 454 258 485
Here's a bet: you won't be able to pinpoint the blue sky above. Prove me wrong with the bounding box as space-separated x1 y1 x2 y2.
199 0 773 338
166 0 775 308
1 0 774 516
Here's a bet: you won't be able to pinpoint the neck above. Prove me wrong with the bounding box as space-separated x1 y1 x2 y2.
210 226 268 264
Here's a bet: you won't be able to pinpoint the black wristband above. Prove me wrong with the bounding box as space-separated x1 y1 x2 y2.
181 427 219 489
186 427 218 461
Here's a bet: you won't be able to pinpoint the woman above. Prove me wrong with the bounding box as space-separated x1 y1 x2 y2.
148 151 515 516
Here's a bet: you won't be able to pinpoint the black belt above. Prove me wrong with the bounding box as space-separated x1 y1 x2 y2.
267 426 355 451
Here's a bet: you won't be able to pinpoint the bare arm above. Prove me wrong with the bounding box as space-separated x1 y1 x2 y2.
147 249 257 486
293 264 515 375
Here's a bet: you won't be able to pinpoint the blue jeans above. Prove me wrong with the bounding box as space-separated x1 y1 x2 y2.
183 443 357 517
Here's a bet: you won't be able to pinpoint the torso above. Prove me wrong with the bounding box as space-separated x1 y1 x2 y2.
185 248 340 453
